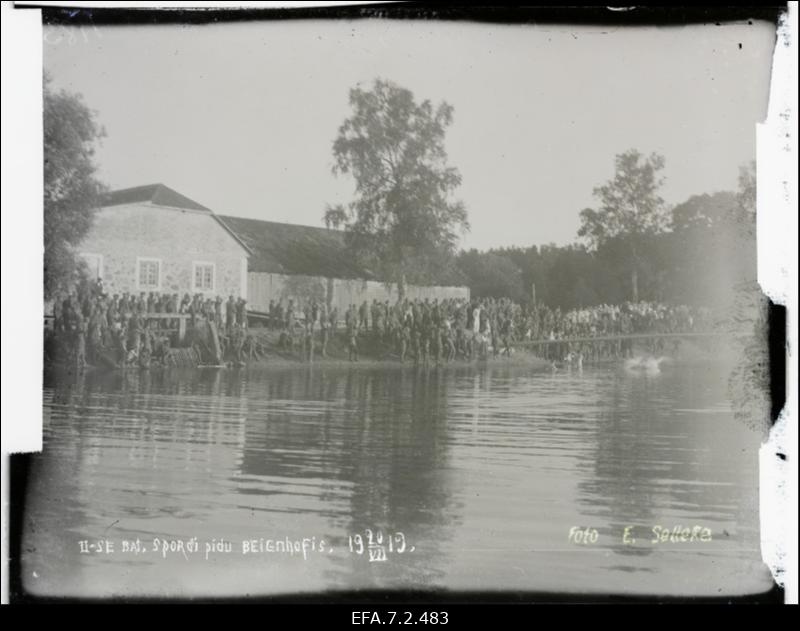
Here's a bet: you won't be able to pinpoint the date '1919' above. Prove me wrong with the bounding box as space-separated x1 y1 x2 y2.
348 529 415 562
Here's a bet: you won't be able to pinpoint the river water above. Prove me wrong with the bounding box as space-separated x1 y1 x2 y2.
22 359 773 598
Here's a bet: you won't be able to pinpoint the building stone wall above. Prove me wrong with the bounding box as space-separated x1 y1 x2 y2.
78 202 249 298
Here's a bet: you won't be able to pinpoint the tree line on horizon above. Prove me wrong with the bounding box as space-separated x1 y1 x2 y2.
456 172 756 310
45 76 757 311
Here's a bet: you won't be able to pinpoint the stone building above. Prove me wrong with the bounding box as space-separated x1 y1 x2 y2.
78 184 251 298
77 184 469 309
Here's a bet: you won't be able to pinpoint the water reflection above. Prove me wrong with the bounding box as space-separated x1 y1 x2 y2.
237 367 459 588
576 365 763 587
24 361 771 597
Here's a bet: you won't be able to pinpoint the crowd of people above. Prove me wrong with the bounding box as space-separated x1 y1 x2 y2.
47 276 714 372
47 278 253 372
262 295 714 364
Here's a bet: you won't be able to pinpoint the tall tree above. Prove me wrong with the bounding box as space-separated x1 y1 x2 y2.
324 79 468 294
43 74 106 299
671 191 738 232
667 191 739 305
578 149 669 302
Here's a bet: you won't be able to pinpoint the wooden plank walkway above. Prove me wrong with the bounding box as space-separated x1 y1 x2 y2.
513 331 732 347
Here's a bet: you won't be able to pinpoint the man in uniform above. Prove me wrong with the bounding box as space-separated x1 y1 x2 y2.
431 323 442 365
275 300 284 333
305 319 315 363
114 318 128 364
411 325 421 365
119 292 130 317
347 316 359 362
442 319 455 362
420 304 432 364
128 310 143 360
345 304 354 332
371 300 380 336
88 303 104 365
319 302 329 358
237 298 248 330
214 296 223 329
226 295 237 330
74 310 87 374
139 329 152 369
399 323 411 363
328 305 338 334
500 315 514 358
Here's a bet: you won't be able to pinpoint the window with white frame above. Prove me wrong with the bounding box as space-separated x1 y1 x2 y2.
193 262 215 292
137 258 161 290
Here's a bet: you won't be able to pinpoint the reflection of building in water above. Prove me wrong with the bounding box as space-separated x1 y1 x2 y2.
238 368 460 585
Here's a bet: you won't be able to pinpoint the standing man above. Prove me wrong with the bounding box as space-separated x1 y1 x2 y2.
371 300 380 336
74 310 87 374
399 323 410 363
347 315 359 362
275 299 284 332
329 304 338 334
319 301 329 358
214 296 223 329
128 310 143 359
237 297 248 330
226 295 237 330
345 304 352 331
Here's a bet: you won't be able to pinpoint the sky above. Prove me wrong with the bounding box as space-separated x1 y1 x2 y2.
43 17 776 250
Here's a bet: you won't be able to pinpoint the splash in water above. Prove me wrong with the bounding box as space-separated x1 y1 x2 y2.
624 355 670 375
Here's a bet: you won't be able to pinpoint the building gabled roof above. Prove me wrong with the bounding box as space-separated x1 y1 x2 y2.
103 183 212 212
219 215 374 280
101 184 253 255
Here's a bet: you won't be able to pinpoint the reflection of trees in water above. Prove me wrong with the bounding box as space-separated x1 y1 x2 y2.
576 367 757 560
577 376 659 558
238 367 458 588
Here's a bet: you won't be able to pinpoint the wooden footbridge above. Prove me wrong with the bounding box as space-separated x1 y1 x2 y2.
513 330 734 350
